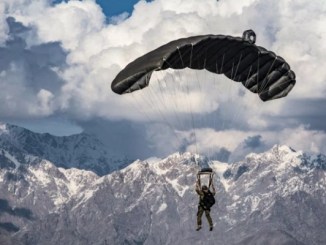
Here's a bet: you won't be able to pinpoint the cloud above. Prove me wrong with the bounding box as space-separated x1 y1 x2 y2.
228 135 266 162
244 135 263 148
0 16 67 118
265 125 326 154
1 0 326 159
0 4 9 46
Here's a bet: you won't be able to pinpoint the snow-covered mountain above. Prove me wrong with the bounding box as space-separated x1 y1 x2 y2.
0 123 131 175
1 144 325 245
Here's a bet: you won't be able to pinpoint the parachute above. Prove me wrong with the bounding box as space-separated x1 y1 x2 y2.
111 30 296 101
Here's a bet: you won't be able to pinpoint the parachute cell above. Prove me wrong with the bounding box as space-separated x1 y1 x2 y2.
111 30 295 101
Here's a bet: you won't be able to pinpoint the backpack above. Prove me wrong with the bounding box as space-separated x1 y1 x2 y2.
201 191 215 209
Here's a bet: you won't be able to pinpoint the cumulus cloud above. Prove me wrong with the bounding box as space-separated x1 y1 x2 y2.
0 4 9 46
164 125 326 162
264 125 326 154
1 0 326 159
0 16 66 119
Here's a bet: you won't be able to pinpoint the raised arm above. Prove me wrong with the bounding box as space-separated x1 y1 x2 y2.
210 181 216 195
195 179 202 195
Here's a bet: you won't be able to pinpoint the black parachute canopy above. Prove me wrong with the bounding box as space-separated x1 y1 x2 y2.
111 30 296 101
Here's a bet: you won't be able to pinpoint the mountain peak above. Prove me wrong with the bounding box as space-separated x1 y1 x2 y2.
271 144 297 153
0 123 131 175
244 144 302 166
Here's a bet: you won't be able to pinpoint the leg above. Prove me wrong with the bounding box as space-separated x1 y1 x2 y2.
196 206 204 230
204 209 213 229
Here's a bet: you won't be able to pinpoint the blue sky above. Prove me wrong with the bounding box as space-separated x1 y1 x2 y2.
96 0 142 17
53 0 143 17
1 0 326 161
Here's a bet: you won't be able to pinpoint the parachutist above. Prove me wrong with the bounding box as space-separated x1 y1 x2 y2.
196 170 216 231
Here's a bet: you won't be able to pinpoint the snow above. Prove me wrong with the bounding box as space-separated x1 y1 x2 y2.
59 167 100 208
71 189 98 211
232 195 240 201
122 160 143 174
28 161 54 186
65 176 79 195
145 157 162 164
157 203 167 213
151 161 170 175
1 134 326 233
275 150 302 172
210 161 230 191
278 145 294 153
62 167 98 194
281 176 307 195
53 192 67 206
166 177 189 197
26 160 101 208
29 167 52 186
0 123 8 134
249 195 261 211
3 150 21 169
125 182 154 212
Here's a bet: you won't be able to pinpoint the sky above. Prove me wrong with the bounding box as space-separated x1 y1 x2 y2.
53 0 144 17
0 0 326 161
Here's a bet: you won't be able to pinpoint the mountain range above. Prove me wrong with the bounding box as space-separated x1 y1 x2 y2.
0 123 130 175
0 123 325 245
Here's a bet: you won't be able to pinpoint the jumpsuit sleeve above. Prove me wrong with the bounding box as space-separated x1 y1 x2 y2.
210 183 216 196
196 188 204 197
195 181 202 196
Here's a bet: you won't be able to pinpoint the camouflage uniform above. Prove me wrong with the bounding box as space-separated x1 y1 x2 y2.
196 187 215 228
